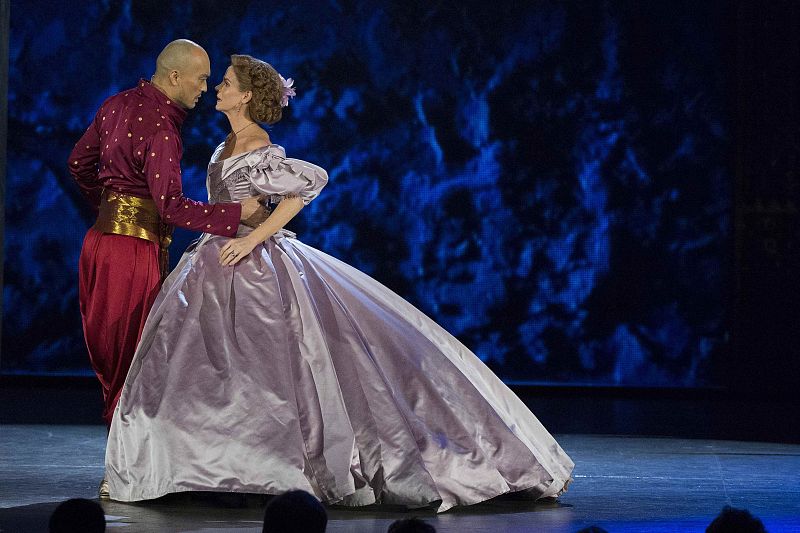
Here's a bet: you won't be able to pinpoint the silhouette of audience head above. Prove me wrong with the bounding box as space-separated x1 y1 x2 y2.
49 498 105 533
576 527 609 533
388 517 437 532
262 489 327 533
706 506 767 533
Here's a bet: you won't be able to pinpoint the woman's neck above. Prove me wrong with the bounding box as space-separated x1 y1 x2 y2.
226 112 256 137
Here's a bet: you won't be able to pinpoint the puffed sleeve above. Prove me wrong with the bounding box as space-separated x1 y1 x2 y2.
245 145 328 205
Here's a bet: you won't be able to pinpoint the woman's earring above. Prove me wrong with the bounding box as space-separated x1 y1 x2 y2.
236 101 242 114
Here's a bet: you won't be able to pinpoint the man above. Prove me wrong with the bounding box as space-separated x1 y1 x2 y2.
68 40 265 496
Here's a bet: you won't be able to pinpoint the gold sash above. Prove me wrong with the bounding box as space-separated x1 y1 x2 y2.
93 189 173 279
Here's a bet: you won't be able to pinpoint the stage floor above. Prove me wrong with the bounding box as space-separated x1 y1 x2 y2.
1 426 798 532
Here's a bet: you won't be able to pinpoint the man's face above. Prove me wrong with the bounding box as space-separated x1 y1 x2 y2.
175 52 210 109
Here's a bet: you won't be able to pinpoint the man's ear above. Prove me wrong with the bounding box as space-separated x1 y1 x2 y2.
168 70 180 86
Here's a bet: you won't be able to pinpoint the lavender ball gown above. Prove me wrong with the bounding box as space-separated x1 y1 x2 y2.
105 143 574 512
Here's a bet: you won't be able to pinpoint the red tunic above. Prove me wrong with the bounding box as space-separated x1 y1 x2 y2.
69 79 241 233
69 79 242 425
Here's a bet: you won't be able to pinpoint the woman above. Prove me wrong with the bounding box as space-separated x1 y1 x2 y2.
105 54 574 512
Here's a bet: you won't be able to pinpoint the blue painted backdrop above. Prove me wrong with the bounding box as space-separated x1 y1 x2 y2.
3 0 730 385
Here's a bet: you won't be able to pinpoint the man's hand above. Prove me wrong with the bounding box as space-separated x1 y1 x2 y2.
239 196 270 228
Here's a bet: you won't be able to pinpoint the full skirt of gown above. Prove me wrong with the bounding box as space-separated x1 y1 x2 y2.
105 228 574 513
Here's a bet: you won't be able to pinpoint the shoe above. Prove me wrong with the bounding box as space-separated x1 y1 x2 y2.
98 478 110 500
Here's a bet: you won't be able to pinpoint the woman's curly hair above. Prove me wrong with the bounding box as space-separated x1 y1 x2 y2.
230 54 284 125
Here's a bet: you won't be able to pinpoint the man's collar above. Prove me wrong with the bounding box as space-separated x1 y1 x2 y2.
136 79 187 125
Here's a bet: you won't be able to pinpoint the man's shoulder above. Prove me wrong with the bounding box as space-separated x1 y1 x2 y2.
95 86 137 116
118 94 180 132
104 83 141 103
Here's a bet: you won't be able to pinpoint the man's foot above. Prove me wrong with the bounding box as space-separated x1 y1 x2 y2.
98 478 110 500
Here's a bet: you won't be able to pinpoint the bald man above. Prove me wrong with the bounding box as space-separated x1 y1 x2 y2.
151 38 211 110
68 40 266 473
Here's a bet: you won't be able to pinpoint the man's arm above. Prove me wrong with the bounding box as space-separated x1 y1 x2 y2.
143 131 244 237
68 110 103 211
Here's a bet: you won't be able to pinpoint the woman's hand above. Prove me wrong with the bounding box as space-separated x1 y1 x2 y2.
217 197 302 266
219 235 259 266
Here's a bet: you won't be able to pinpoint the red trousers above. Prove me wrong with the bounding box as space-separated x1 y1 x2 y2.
79 228 162 426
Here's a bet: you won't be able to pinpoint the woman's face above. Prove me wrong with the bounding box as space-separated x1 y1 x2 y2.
215 66 248 114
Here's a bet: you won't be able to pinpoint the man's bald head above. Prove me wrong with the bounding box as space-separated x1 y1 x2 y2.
154 39 207 77
151 39 211 110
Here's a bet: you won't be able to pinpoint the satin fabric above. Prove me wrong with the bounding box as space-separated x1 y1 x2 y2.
106 145 574 511
79 228 162 425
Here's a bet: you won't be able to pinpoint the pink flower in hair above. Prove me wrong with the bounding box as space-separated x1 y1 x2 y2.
280 75 296 108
